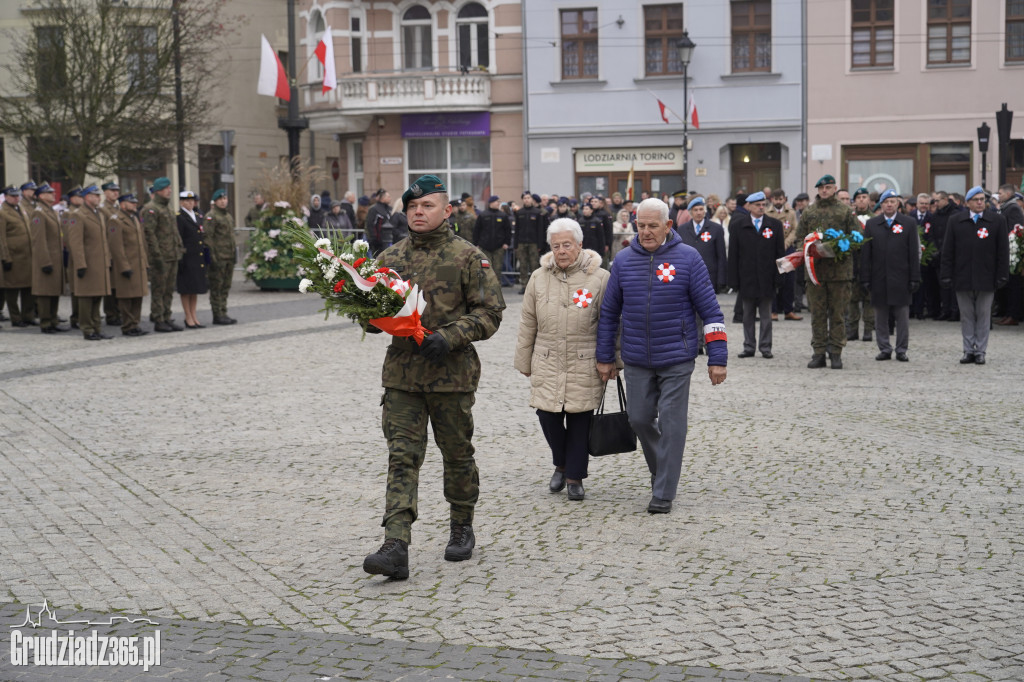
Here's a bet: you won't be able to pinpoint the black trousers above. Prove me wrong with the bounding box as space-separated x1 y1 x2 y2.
536 409 592 481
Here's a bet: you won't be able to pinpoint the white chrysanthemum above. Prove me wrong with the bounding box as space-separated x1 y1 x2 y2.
296 266 306 276
314 237 331 249
325 264 339 280
246 263 258 273
274 200 290 208
263 248 278 261
353 239 369 251
268 229 281 238
298 278 313 293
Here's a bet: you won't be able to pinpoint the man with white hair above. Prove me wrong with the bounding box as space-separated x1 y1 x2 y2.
596 198 727 514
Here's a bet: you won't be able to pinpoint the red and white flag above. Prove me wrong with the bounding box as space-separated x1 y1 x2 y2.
258 34 290 100
313 26 337 94
687 91 699 129
657 99 670 124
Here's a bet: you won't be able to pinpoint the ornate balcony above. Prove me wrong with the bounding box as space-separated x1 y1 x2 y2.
337 71 491 114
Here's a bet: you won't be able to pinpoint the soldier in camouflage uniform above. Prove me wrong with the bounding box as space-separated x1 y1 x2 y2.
795 175 860 369
363 174 505 581
141 176 184 332
205 188 237 325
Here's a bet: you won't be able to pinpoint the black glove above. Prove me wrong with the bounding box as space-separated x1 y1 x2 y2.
42 265 53 274
122 269 132 278
940 278 952 290
1 261 11 271
77 267 86 278
909 281 920 294
419 333 450 364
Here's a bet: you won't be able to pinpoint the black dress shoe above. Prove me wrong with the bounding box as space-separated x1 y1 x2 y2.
213 316 237 325
846 331 858 341
761 351 773 359
52 324 70 332
876 351 891 361
548 470 566 493
647 496 672 514
567 482 585 501
896 352 909 362
123 328 149 337
737 350 755 358
84 332 103 341
106 317 122 327
70 320 80 329
41 326 58 334
154 321 173 332
185 322 206 329
959 353 976 364
11 320 28 327
974 355 986 365
168 321 184 331
862 332 872 342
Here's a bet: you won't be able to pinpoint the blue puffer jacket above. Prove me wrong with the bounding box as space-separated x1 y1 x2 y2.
597 231 727 368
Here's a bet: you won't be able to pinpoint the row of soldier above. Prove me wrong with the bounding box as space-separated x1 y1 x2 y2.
0 177 238 339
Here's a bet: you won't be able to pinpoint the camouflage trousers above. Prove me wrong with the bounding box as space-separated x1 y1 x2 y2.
807 280 852 355
207 260 234 318
381 388 479 544
516 243 540 287
149 258 178 322
847 282 875 335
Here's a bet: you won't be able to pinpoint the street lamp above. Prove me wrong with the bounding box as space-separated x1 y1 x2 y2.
676 31 696 195
977 122 990 190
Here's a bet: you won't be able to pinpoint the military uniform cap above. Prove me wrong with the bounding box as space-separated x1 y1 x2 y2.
83 184 101 195
815 174 836 188
793 192 810 202
179 189 196 199
879 189 898 203
3 186 21 196
672 190 688 198
68 186 83 197
20 181 37 191
746 191 766 203
965 186 984 201
401 174 446 207
118 193 139 204
1014 192 1024 202
489 194 500 203
853 187 869 198
101 181 120 191
557 197 569 205
211 188 227 201
151 176 171 191
687 196 705 210
36 183 55 194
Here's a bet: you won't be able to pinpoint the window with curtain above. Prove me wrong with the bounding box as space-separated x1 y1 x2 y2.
927 0 971 65
851 0 894 68
731 0 771 72
560 8 598 79
1007 0 1024 63
351 15 364 73
402 6 433 70
644 4 683 76
457 3 489 70
407 138 491 202
35 26 66 90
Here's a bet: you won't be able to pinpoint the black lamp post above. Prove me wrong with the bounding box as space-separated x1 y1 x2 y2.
676 32 696 195
977 122 990 190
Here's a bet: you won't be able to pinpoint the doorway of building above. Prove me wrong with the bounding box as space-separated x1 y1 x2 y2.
731 143 781 195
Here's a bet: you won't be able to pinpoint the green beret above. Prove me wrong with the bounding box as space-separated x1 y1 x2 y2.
853 187 869 198
402 174 446 207
212 188 227 201
815 174 836 188
151 176 171 191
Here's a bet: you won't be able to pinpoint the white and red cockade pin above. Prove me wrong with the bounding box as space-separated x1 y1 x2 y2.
892 224 903 234
700 232 712 242
762 228 773 239
573 288 593 308
977 227 989 239
656 263 676 283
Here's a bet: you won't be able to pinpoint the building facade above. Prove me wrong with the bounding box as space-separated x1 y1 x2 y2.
296 0 524 205
806 0 1024 197
524 0 804 200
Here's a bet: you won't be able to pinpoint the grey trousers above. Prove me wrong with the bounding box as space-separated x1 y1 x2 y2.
623 361 694 502
741 297 773 353
956 290 994 356
874 304 910 354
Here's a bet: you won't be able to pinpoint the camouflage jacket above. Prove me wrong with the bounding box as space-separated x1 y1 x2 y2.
795 195 859 282
379 221 506 392
141 194 183 262
204 205 236 263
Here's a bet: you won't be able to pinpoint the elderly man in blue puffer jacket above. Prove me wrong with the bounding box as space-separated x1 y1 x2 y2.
597 197 728 514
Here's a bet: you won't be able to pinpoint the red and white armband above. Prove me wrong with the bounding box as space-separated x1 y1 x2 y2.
703 322 727 344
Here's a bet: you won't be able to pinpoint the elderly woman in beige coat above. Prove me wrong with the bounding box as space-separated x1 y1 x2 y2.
514 218 611 502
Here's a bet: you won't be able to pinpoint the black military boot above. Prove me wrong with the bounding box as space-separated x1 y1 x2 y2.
363 538 409 580
807 354 826 369
829 353 843 369
444 523 475 562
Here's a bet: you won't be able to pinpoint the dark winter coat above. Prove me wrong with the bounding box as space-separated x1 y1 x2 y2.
578 213 607 255
676 219 727 291
727 213 785 299
860 213 921 307
176 209 209 295
472 207 511 250
939 208 1009 292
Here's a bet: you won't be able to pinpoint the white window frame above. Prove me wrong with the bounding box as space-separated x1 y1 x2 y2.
401 5 434 71
455 2 490 71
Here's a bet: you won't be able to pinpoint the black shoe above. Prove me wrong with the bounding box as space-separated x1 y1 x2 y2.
567 482 585 501
876 351 891 361
862 332 872 342
761 351 773 359
213 316 237 325
444 523 475 562
737 350 755 358
698 347 705 355
123 328 149 337
549 470 566 493
70 320 79 329
518 288 526 295
829 353 843 370
52 324 70 332
363 538 409 580
185 322 205 329
732 316 742 324
647 496 672 514
154 321 173 332
959 353 976 364
97 332 113 340
41 326 58 334
974 355 986 365
896 352 909 362
106 317 122 327
846 331 858 341
11 320 28 328
84 332 103 341
0 312 7 321
807 354 826 369
168 321 184 331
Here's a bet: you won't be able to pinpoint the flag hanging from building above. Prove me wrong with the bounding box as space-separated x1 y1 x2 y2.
688 91 699 129
626 163 635 202
657 99 670 124
257 34 290 100
314 27 337 94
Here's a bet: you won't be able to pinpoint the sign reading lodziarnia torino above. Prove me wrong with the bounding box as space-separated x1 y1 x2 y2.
575 147 683 173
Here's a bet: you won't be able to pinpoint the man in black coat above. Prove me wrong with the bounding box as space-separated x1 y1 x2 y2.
928 191 961 320
908 192 933 319
364 189 392 255
727 191 785 358
860 190 921 362
676 196 726 292
994 183 1024 326
578 203 606 255
514 192 548 293
589 195 614 264
472 195 511 285
939 186 1010 365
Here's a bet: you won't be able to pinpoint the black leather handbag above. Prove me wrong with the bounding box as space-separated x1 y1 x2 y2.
588 376 637 456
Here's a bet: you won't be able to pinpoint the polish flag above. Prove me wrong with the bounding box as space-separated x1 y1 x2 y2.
314 26 337 94
657 99 670 124
257 34 290 100
688 91 699 129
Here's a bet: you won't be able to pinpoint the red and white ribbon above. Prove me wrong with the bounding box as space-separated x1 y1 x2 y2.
656 262 676 283
573 288 593 308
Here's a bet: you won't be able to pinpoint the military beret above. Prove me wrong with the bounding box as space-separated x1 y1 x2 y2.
20 181 37 191
489 194 500 203
101 181 120 191
3 186 21 196
794 192 810 202
965 186 984 201
118 193 139 204
531 193 541 204
687 196 705 210
179 190 196 199
557 197 569 206
461 192 471 201
35 183 55 194
401 174 447 207
815 174 836 188
151 176 171 191
357 196 371 207
879 189 898 203
212 188 227 201
745 191 766 203
853 187 869 198
83 184 101 195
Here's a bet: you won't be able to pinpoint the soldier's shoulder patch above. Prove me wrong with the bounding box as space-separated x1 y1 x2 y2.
480 259 491 268
147 209 155 214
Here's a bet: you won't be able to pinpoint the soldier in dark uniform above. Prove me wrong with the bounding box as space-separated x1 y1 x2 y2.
578 202 607 255
362 174 505 581
514 192 547 293
205 188 237 325
471 195 511 285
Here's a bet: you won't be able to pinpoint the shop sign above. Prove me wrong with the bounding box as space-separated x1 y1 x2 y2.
401 112 490 138
575 147 683 173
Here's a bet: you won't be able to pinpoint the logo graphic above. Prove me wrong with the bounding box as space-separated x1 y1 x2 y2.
573 288 593 308
656 263 675 283
700 231 712 242
409 183 423 197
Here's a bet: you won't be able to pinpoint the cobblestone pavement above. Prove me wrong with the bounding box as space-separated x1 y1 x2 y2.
1 276 1022 681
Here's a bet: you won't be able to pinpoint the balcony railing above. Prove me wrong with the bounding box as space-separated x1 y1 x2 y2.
334 72 491 113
